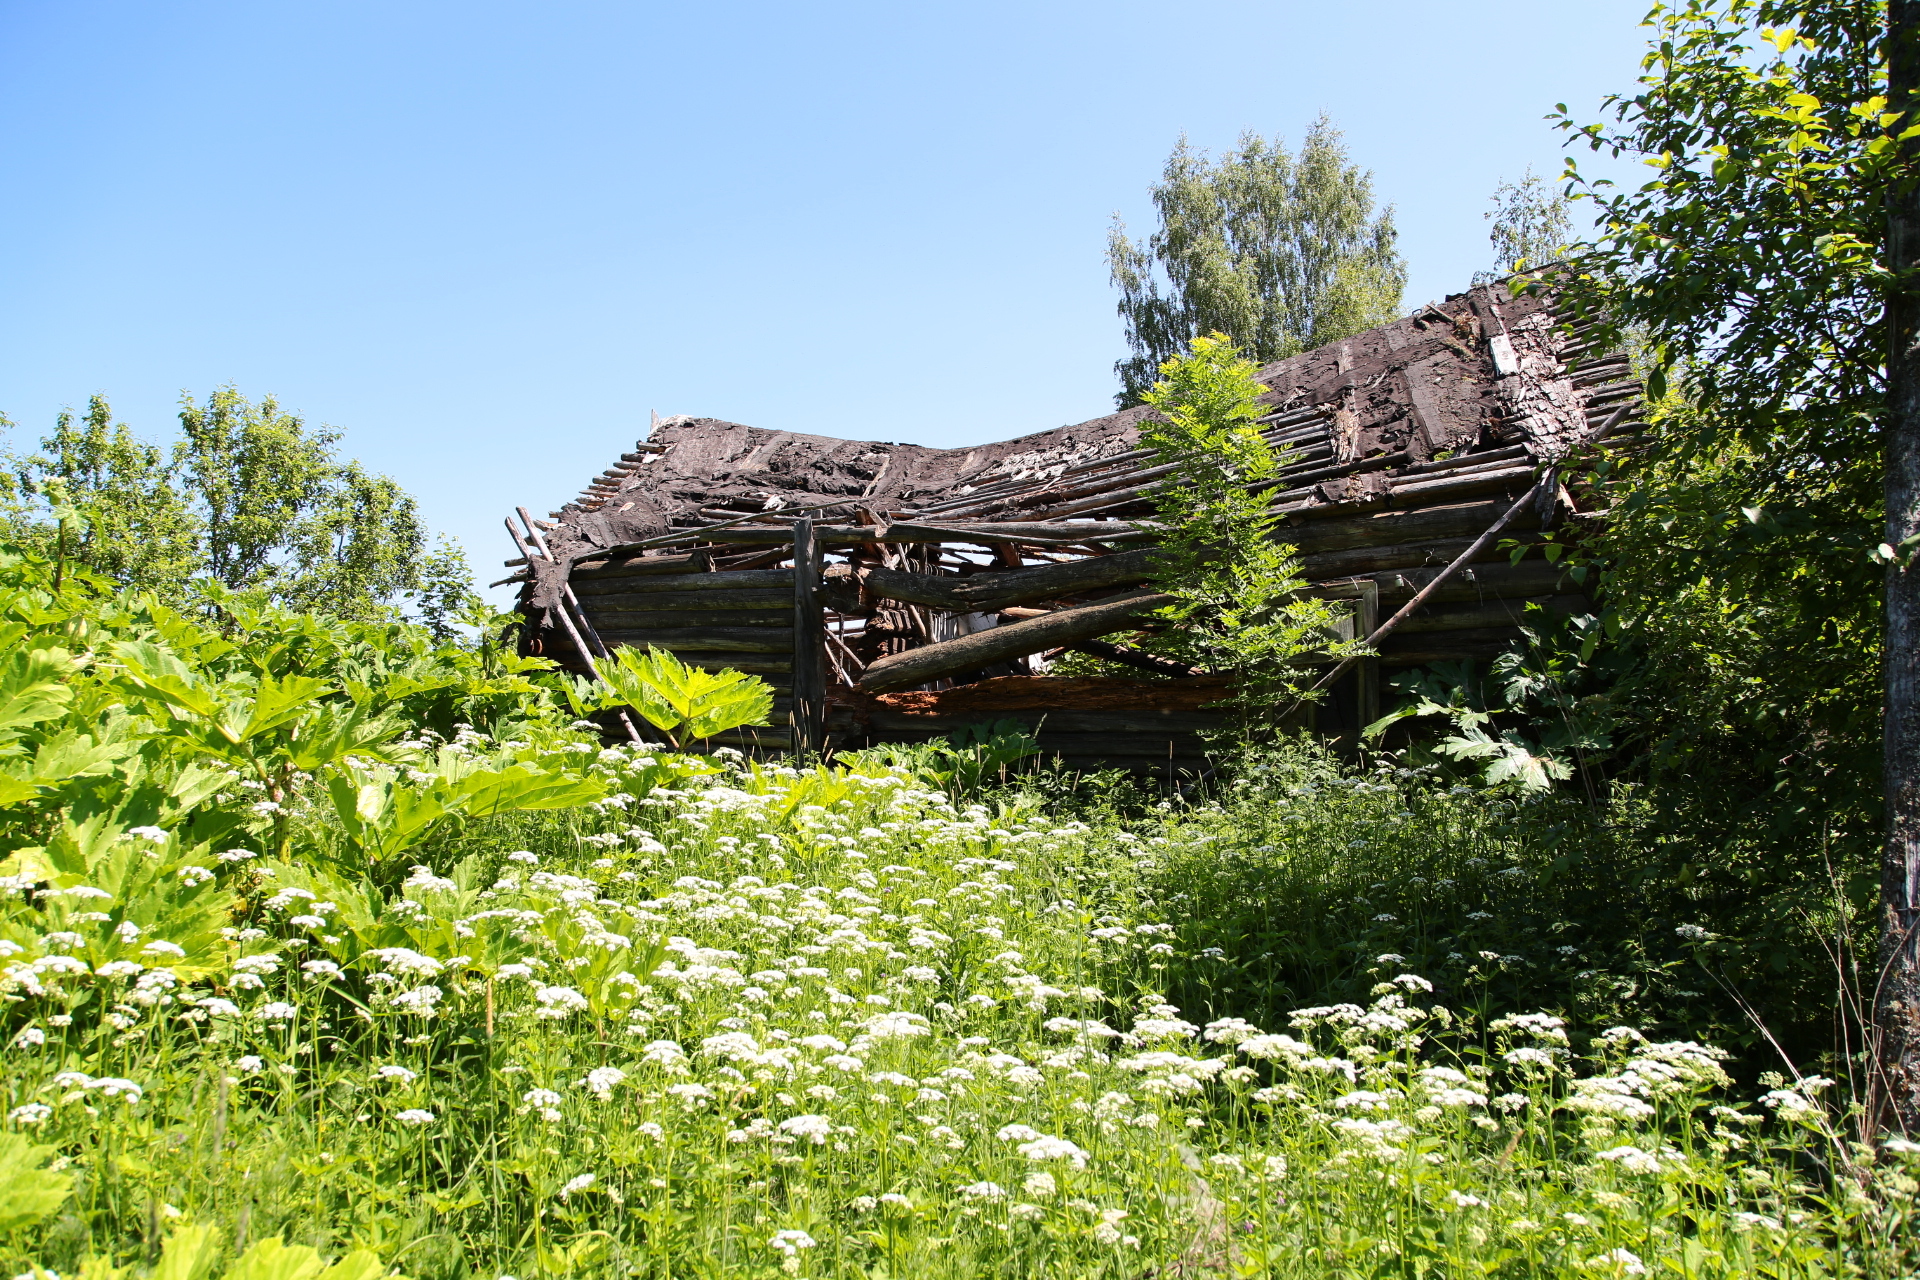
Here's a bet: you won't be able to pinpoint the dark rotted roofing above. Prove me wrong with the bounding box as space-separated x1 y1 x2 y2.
524 277 1635 567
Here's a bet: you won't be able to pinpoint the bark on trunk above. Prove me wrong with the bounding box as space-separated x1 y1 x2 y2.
1880 0 1920 1139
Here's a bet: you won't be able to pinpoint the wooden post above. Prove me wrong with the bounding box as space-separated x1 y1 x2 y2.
1356 579 1381 732
791 518 827 757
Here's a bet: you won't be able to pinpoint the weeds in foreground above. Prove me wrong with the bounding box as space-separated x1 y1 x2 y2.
3 743 1917 1277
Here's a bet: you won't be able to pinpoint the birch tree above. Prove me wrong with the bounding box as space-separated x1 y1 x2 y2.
1107 117 1406 405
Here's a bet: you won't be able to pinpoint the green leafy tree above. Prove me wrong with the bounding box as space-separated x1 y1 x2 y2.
1473 167 1576 283
1 398 198 592
1555 0 1918 1130
1108 118 1407 406
2 389 477 629
1135 334 1358 716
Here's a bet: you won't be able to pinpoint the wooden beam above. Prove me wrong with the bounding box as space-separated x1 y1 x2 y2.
863 547 1164 612
791 518 827 756
592 628 795 653
856 590 1172 691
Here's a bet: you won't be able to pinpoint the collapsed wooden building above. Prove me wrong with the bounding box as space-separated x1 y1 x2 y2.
502 280 1642 775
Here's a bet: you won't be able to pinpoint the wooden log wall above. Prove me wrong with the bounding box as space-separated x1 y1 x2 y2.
567 553 800 754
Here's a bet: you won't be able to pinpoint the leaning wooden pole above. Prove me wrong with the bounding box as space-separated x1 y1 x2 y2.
1879 0 1920 1139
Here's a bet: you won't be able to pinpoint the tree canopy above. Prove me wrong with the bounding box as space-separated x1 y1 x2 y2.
1107 118 1406 406
1 388 476 632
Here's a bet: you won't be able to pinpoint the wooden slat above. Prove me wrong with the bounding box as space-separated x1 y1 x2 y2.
571 568 791 592
863 547 1163 613
570 587 793 609
581 607 793 629
1283 500 1537 555
593 627 795 653
666 653 795 675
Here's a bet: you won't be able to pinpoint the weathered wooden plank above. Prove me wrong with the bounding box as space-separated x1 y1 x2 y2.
573 586 792 609
1283 500 1535 554
594 627 795 653
863 548 1164 612
660 653 795 674
1335 557 1580 602
582 608 793 630
879 521 1157 546
571 551 714 578
1377 626 1527 664
1388 464 1538 500
857 591 1172 691
569 570 793 596
1297 538 1506 579
1390 595 1584 634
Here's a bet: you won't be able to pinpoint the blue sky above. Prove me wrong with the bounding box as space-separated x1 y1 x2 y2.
0 0 1652 599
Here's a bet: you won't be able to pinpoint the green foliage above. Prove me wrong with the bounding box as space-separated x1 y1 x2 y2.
1134 335 1359 713
1559 1 1891 425
1 391 478 627
1473 167 1575 284
59 1223 388 1280
0 399 197 593
0 1132 71 1233
1596 431 1881 861
1364 616 1622 794
0 536 1914 1276
1108 118 1406 406
574 646 775 748
839 718 1042 799
1546 2 1889 841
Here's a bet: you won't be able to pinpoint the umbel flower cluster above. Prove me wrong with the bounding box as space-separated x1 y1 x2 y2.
1 739 1913 1278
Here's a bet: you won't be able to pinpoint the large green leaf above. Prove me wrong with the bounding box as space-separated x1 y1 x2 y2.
240 673 332 741
109 640 221 720
221 1238 330 1280
603 646 773 744
149 1224 222 1280
450 763 605 817
0 1131 73 1232
0 646 78 738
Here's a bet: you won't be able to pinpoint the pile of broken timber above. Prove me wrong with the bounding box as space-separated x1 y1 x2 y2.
844 489 1584 694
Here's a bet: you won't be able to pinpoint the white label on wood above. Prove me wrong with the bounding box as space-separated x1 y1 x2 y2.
1488 333 1520 377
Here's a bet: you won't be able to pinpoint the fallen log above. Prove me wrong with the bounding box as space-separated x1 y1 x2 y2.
857 590 1173 691
863 548 1164 612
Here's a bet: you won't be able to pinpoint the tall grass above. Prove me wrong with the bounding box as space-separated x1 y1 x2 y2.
4 735 1914 1278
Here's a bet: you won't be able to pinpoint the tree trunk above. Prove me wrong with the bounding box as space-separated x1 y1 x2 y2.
1880 0 1920 1138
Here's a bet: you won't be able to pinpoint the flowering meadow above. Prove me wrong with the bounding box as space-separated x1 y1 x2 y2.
1 555 1917 1278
